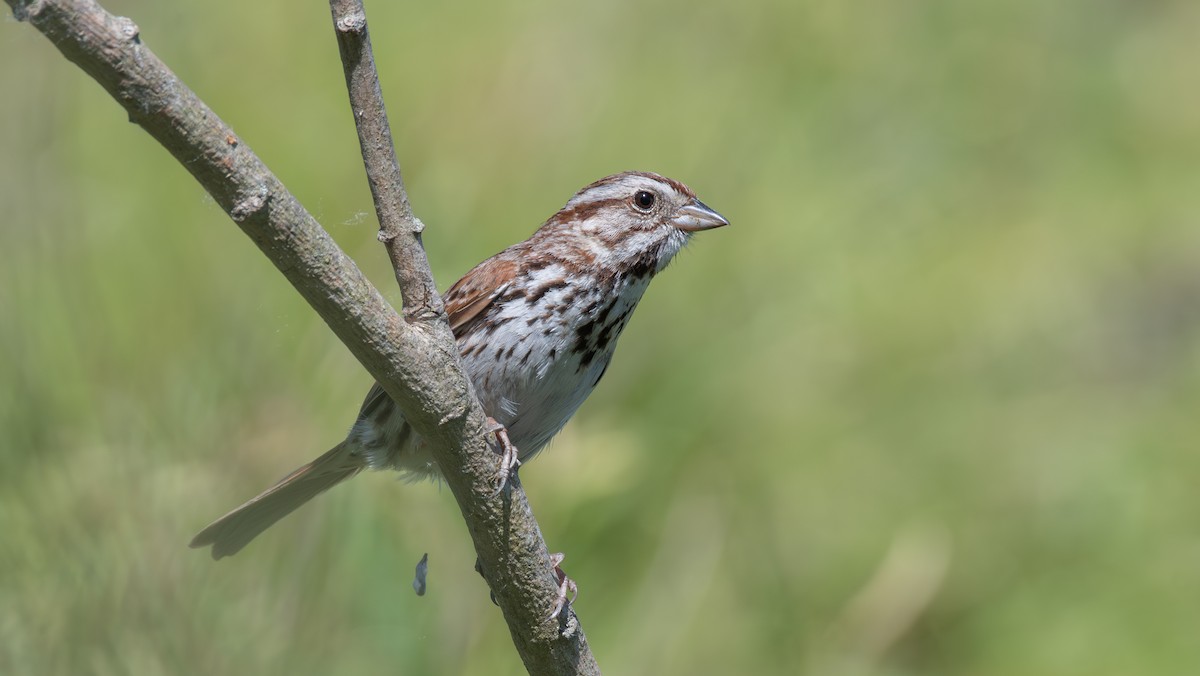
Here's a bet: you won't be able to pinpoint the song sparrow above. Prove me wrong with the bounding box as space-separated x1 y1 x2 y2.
190 171 728 561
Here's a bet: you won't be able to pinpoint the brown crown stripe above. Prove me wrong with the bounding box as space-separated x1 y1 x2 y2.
579 171 696 199
555 197 626 225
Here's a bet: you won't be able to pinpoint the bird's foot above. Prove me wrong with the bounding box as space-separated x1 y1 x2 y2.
547 552 578 621
486 417 521 496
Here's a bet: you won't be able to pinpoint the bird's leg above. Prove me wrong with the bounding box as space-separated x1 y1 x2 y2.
547 552 578 621
486 416 521 495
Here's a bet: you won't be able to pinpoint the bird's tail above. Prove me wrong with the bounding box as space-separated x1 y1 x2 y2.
189 441 362 560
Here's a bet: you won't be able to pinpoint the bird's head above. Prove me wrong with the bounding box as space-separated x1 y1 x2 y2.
541 171 729 276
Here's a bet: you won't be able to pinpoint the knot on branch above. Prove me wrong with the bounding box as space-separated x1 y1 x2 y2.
334 11 367 34
375 215 426 243
115 16 140 43
402 303 446 326
230 186 269 223
10 0 46 22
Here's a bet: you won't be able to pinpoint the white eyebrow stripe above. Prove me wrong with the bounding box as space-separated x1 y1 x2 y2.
564 175 680 209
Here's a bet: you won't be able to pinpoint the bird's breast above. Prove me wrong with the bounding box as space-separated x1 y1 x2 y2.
457 275 646 459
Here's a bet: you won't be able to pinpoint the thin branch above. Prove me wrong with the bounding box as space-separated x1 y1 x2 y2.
327 0 440 317
6 0 598 673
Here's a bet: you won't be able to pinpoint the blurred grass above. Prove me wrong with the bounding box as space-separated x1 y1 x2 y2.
3 0 1200 674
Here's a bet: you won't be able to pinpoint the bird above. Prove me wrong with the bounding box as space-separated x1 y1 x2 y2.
190 171 728 562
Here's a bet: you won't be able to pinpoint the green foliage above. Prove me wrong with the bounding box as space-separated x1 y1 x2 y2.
3 0 1199 674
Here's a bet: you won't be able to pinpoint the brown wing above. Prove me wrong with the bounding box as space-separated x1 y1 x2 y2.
443 256 519 336
355 256 519 422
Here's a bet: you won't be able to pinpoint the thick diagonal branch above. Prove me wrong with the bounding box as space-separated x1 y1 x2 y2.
6 0 597 673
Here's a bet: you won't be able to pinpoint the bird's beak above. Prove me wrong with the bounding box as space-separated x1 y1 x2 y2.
671 199 729 232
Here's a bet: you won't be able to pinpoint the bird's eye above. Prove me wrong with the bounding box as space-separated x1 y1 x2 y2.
632 190 656 211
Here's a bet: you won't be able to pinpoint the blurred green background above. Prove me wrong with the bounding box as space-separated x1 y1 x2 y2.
3 0 1199 674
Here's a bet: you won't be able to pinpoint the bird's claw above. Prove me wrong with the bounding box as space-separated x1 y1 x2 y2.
547 552 578 621
486 417 521 496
